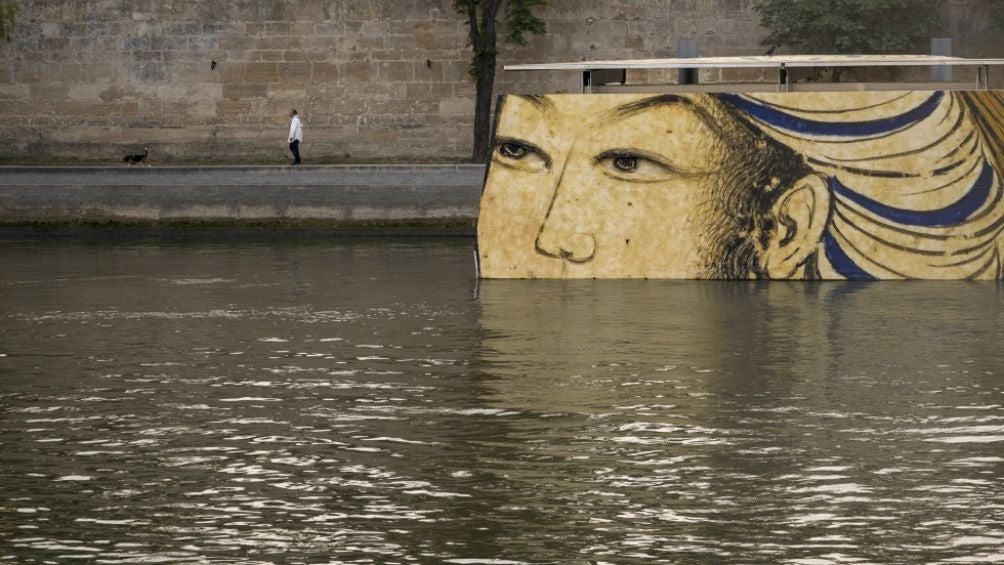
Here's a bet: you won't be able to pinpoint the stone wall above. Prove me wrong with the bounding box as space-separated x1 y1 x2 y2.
0 0 1002 164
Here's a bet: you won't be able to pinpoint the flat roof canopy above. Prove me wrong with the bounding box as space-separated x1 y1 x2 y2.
505 54 1004 72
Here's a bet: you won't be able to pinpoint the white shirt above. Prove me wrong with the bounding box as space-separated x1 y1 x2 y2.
288 115 303 142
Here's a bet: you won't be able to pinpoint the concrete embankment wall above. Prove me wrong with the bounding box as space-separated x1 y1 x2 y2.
0 165 485 229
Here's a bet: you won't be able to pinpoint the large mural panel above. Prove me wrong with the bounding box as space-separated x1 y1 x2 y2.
477 91 1004 279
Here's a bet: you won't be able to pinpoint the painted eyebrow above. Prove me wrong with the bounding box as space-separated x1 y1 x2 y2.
608 94 694 119
604 94 731 143
515 94 556 111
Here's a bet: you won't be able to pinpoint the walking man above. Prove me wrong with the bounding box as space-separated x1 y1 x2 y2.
288 109 303 165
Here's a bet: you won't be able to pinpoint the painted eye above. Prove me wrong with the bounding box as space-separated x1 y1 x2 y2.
613 156 638 172
499 142 529 159
493 139 549 173
595 150 683 183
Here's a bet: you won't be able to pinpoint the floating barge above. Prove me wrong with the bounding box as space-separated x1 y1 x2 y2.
477 55 1004 280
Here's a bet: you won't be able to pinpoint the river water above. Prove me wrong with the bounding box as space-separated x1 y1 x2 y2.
1 238 1003 564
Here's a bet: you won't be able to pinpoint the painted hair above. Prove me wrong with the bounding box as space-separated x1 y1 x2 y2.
718 91 1004 280
696 95 817 279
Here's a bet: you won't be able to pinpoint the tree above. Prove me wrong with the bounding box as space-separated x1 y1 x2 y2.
455 0 546 163
0 2 18 42
754 0 942 61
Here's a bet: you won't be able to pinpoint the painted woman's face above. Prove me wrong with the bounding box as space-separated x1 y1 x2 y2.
478 94 735 279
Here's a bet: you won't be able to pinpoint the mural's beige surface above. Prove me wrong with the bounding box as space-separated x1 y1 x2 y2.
477 91 1004 280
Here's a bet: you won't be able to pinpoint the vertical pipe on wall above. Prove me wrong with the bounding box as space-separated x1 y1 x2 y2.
931 37 953 82
677 38 699 85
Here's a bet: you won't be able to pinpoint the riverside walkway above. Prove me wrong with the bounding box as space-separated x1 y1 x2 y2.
0 165 485 229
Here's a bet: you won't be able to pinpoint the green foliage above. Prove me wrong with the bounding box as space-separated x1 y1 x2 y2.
453 0 546 80
453 0 547 52
0 2 18 42
754 0 943 54
505 0 547 45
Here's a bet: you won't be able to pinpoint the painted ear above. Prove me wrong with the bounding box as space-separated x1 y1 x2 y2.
762 173 831 279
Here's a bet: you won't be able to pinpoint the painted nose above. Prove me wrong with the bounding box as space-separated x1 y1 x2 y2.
534 195 597 263
535 228 596 262
533 151 597 264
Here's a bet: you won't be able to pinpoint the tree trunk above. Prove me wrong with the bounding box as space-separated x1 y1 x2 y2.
471 57 496 163
462 0 500 163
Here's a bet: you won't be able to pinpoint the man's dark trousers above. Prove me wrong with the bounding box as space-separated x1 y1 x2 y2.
289 140 301 164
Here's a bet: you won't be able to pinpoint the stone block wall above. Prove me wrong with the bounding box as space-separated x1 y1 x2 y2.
0 0 1002 164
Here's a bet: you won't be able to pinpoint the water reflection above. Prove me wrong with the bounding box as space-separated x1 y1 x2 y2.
477 280 1004 563
0 239 1002 564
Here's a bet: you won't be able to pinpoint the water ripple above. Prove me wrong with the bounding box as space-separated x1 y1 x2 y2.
1 241 1002 563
